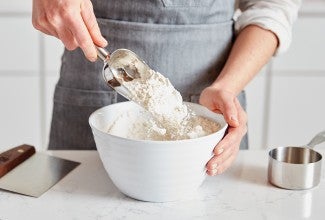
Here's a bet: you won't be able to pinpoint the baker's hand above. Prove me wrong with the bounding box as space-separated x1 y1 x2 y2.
32 0 107 61
199 86 247 176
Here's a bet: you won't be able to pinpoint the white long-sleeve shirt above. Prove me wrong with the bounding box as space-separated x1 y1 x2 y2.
235 0 302 55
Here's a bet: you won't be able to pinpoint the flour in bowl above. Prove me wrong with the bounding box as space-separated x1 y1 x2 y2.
106 61 220 140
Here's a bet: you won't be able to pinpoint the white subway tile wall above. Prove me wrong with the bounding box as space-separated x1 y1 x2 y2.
0 1 32 13
0 17 39 73
43 36 63 148
0 77 41 149
0 4 63 151
0 2 324 151
44 75 60 148
273 17 325 71
245 68 268 149
267 75 325 149
44 35 64 73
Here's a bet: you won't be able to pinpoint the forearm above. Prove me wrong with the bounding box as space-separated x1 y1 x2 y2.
211 25 278 95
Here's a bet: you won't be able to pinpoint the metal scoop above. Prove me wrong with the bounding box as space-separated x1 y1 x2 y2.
96 46 151 100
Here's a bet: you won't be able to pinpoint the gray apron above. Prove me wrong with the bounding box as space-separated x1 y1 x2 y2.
49 0 248 150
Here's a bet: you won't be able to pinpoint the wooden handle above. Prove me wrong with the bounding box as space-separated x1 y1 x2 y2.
0 144 36 178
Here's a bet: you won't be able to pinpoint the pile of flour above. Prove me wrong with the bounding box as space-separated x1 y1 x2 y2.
106 59 220 141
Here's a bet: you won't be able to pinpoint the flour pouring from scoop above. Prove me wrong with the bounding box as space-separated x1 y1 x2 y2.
96 46 188 124
96 46 148 101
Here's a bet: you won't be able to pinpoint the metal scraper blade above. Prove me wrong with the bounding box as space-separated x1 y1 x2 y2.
0 153 80 197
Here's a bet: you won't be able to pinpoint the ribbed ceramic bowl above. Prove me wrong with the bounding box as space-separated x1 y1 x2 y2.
89 101 227 202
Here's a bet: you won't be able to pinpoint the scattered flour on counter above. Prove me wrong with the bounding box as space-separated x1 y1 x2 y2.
106 60 220 141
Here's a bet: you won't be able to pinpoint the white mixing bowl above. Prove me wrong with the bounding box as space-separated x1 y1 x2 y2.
89 101 227 202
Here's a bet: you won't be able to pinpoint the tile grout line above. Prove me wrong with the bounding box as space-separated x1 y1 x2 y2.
39 34 46 150
0 12 31 17
0 71 38 76
268 70 325 76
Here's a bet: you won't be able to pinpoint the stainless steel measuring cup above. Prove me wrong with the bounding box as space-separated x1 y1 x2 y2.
96 46 151 100
268 131 325 190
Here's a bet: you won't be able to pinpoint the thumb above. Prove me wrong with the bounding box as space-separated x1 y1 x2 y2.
222 98 239 127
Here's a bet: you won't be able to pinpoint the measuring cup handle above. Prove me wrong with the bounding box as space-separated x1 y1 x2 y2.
96 46 110 62
306 131 325 148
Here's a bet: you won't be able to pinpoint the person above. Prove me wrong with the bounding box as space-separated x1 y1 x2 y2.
32 0 301 176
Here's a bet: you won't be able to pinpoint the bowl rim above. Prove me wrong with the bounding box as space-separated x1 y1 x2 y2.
89 101 228 145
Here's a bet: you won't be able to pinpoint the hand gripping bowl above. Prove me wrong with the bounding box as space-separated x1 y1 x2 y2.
89 101 227 202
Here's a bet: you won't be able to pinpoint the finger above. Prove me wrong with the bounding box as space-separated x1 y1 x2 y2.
66 12 97 61
212 126 239 155
58 27 78 50
32 14 59 38
221 97 239 127
206 164 217 176
206 155 218 176
216 150 239 174
47 15 78 51
215 144 237 167
206 143 235 172
81 1 107 47
39 26 59 38
213 109 222 114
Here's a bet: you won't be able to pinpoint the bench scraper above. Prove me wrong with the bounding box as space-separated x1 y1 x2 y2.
0 144 80 197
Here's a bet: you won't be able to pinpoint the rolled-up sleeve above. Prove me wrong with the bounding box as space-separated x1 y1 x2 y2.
235 0 301 55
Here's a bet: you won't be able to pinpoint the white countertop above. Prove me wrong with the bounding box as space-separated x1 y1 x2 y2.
0 150 324 220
